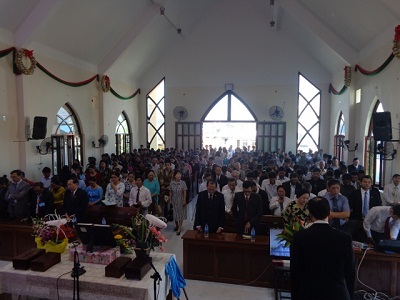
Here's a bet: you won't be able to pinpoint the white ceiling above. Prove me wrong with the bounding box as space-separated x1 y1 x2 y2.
0 0 399 84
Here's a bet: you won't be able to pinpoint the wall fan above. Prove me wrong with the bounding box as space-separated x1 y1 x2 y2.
369 140 397 160
36 137 52 155
173 106 188 121
92 135 109 148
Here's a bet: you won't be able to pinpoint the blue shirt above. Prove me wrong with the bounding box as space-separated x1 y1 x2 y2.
324 193 350 226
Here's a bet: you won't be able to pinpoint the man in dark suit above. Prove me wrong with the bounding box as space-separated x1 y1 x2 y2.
232 180 263 234
29 182 54 218
5 169 31 220
291 197 355 300
282 172 302 199
306 167 326 195
348 157 364 173
63 178 89 222
194 180 225 233
349 175 382 220
250 181 270 215
213 165 228 192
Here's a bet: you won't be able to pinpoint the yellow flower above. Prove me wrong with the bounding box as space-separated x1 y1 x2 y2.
114 234 123 240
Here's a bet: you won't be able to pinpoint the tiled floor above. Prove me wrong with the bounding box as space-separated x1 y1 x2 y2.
0 196 277 300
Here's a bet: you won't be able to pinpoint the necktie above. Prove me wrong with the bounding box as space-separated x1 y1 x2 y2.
245 196 249 221
384 217 393 239
231 191 235 208
331 197 340 228
279 200 284 213
363 191 369 218
394 186 398 205
136 188 140 203
36 195 40 214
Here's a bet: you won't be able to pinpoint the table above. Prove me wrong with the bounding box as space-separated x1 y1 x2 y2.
182 230 273 287
0 251 173 300
354 249 400 296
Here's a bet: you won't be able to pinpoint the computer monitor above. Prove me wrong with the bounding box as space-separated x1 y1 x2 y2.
75 223 117 253
269 228 290 258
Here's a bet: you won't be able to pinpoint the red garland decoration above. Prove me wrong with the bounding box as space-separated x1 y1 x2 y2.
393 24 400 59
344 66 351 86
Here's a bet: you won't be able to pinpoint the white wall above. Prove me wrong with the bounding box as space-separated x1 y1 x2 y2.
330 41 400 184
0 45 139 181
139 0 331 152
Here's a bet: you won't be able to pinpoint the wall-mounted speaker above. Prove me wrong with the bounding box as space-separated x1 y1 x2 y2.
32 116 47 140
372 112 392 141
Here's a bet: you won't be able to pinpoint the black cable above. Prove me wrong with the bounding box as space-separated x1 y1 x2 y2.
57 270 72 300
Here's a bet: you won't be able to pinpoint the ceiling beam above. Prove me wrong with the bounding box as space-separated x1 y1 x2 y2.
98 3 161 75
14 0 61 48
279 0 358 65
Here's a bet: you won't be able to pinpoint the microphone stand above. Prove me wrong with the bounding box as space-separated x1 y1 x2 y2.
71 244 86 300
148 257 162 300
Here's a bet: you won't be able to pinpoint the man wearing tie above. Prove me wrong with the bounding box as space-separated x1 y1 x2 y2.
383 174 400 206
29 182 54 218
63 178 89 222
363 204 400 244
349 175 382 221
5 170 31 220
213 165 228 192
323 179 357 237
129 177 152 215
194 180 225 233
231 180 263 234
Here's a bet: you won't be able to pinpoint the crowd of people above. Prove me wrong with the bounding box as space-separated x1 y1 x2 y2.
0 146 399 243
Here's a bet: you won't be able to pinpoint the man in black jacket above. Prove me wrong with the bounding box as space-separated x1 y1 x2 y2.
63 178 89 222
194 180 225 233
29 182 54 218
232 180 263 234
291 197 355 300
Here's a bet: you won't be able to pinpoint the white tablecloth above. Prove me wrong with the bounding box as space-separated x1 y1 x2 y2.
0 251 173 300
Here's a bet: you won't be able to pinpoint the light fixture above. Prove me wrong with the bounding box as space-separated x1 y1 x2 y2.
343 140 358 152
160 6 182 35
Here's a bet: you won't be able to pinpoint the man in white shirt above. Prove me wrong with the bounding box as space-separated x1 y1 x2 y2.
363 205 400 244
383 174 400 206
269 185 291 216
261 172 281 200
129 177 152 215
222 178 241 213
230 170 243 190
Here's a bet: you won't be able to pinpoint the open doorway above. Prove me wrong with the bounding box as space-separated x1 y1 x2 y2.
202 122 256 151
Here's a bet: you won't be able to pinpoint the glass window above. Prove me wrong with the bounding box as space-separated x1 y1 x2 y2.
297 73 321 152
147 78 165 150
115 111 131 155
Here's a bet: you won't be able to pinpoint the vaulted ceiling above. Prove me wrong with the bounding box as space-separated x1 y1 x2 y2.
0 0 399 85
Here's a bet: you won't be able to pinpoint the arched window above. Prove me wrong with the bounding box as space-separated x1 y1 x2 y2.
147 78 165 150
297 73 321 152
365 100 385 187
115 111 131 155
334 111 346 161
52 103 83 175
201 91 257 150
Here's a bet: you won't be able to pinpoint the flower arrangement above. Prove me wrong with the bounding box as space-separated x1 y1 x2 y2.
114 234 135 254
32 213 73 253
114 214 168 252
276 220 306 247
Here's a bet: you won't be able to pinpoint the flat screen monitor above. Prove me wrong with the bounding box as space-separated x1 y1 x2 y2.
269 228 290 258
75 223 117 252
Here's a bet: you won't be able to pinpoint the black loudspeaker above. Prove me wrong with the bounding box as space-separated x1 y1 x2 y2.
32 116 47 140
372 112 392 141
